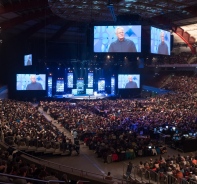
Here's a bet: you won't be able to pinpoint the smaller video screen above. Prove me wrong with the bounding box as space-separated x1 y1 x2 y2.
16 74 46 90
118 74 140 89
24 54 32 66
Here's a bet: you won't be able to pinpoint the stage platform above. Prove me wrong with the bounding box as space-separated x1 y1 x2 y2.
53 93 115 100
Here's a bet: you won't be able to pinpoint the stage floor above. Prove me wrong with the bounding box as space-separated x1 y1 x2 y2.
53 94 115 100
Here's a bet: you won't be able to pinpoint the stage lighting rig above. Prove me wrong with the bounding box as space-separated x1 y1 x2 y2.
107 0 117 22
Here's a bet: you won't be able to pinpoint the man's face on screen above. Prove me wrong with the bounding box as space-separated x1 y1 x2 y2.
30 76 36 83
116 28 124 41
160 32 165 43
128 76 132 82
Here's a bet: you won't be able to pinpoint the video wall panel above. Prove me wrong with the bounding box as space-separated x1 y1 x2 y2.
98 79 105 91
88 73 93 88
56 79 64 92
67 72 73 88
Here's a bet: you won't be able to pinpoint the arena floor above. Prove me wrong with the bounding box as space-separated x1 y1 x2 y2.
43 135 192 182
38 107 194 183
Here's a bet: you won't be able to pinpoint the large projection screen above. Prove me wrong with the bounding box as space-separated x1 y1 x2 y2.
150 26 171 55
16 74 46 90
94 25 141 53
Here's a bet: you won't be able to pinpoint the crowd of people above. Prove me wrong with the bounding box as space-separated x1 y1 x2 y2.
38 72 197 161
137 153 197 183
0 100 81 183
0 71 197 183
0 100 68 149
0 147 69 183
150 52 194 65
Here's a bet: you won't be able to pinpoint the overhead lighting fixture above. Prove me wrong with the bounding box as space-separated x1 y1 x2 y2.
107 0 117 22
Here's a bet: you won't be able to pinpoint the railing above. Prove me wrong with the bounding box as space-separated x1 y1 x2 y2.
1 144 127 184
22 153 101 179
76 181 90 183
20 150 197 184
190 180 197 184
130 166 197 184
180 179 190 184
2 143 197 184
3 140 197 184
0 173 65 183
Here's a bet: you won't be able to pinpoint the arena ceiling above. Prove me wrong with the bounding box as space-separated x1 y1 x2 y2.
0 0 197 47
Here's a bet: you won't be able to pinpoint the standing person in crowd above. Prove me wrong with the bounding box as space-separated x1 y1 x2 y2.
126 162 133 180
105 171 112 180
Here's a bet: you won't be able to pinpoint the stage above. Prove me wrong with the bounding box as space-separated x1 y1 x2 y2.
52 93 115 100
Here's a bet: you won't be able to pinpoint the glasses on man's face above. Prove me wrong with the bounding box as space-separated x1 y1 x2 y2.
118 31 124 34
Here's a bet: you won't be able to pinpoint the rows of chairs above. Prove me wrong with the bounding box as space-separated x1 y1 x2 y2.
4 136 79 156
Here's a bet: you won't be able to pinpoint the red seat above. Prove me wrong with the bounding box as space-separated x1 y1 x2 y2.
112 153 118 161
